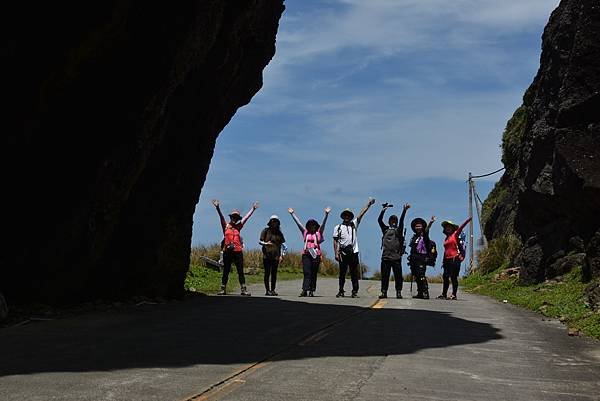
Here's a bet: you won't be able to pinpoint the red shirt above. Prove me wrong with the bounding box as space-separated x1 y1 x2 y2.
224 222 245 252
443 232 461 259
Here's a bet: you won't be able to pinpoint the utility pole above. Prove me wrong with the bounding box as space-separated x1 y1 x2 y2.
468 172 475 274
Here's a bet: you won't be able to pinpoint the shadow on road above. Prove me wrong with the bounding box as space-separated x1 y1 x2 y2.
1 296 501 376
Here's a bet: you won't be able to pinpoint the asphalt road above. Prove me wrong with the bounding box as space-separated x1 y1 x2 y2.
1 278 599 401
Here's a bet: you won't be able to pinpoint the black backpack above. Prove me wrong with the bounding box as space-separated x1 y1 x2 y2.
381 227 405 260
426 240 438 267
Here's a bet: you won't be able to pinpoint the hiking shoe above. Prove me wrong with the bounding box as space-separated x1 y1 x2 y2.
299 290 308 297
396 291 403 299
265 290 272 296
240 286 251 296
351 292 359 298
437 294 447 299
271 290 278 296
449 294 457 300
423 293 430 300
217 286 226 295
336 290 345 298
308 291 314 297
412 293 424 299
378 292 387 299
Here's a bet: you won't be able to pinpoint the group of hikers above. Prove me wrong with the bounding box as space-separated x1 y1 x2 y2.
211 198 471 300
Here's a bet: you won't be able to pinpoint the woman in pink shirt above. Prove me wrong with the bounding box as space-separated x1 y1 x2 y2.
288 207 331 297
438 217 472 300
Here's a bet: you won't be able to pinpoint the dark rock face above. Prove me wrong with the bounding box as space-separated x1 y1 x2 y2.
483 0 600 288
1 1 284 305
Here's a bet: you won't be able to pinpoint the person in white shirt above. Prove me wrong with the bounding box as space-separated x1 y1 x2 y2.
333 198 376 298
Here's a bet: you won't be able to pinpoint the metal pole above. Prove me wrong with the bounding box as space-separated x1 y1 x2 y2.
468 173 475 274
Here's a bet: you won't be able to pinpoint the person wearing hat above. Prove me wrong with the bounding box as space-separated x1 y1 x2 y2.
259 215 287 296
407 215 436 299
333 198 376 298
438 217 472 300
212 199 259 296
378 202 410 299
288 207 331 297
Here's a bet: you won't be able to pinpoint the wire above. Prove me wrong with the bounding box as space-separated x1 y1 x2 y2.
470 167 505 179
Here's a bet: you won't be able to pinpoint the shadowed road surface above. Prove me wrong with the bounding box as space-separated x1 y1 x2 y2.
1 278 599 400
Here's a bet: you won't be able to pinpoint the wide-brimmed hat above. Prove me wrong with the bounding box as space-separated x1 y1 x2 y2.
411 217 427 232
340 208 355 219
441 220 459 230
228 209 242 219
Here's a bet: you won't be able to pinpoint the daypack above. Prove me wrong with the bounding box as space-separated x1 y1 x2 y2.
381 227 404 260
409 234 437 266
457 232 467 262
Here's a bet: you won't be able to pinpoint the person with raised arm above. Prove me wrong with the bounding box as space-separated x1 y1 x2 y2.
288 207 331 297
333 198 376 298
378 202 410 299
437 217 472 300
408 215 435 299
212 199 259 296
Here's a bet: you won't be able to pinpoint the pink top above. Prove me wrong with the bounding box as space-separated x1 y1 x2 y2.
303 231 323 256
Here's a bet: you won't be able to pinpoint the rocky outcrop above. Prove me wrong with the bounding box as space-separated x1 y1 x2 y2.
482 0 600 297
0 1 284 305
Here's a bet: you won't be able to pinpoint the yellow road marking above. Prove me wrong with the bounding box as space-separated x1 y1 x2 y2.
372 299 387 309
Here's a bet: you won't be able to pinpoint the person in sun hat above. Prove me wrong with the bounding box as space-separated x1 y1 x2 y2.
288 207 331 297
437 217 472 300
407 215 436 299
333 198 376 298
259 215 287 296
211 199 259 296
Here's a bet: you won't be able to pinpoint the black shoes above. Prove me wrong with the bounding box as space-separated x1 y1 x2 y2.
378 292 387 299
240 286 251 296
271 290 278 296
396 291 403 299
308 291 314 297
217 286 226 295
299 290 308 297
265 290 279 296
336 290 345 298
351 291 359 298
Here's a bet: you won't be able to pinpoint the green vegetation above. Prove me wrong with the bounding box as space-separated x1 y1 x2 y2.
185 244 340 294
480 180 509 228
501 104 528 167
463 268 600 340
477 234 521 274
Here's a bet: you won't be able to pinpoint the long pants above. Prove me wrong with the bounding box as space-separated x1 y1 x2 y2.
339 252 360 293
381 259 403 293
222 251 245 286
263 258 279 291
410 263 428 296
302 254 321 291
442 258 461 296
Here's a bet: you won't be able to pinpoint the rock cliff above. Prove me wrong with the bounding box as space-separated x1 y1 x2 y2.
1 1 284 305
482 0 600 306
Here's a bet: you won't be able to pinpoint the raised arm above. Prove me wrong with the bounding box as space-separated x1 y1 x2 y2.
357 197 376 226
241 201 259 225
424 215 436 243
212 199 226 232
319 207 331 237
378 207 388 232
398 203 410 233
288 208 306 234
456 217 473 235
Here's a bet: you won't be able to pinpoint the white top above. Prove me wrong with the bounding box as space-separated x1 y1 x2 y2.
333 218 360 254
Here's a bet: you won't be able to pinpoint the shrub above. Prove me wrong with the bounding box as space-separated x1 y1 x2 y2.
476 234 522 274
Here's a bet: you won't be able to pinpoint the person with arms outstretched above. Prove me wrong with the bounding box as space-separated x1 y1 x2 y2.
408 215 435 299
288 207 331 297
437 217 472 300
333 198 376 298
212 199 258 296
378 203 410 299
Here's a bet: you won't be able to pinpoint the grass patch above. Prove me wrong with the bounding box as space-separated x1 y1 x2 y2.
462 268 600 340
477 234 521 274
186 244 341 294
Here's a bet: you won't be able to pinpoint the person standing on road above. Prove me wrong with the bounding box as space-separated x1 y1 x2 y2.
212 199 259 296
408 215 435 299
437 218 472 300
378 202 410 299
333 198 376 298
288 207 331 297
259 215 287 296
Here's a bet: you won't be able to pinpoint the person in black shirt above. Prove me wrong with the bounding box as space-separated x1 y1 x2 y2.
408 215 435 299
377 203 410 299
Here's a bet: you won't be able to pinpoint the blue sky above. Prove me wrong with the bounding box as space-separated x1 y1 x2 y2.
191 0 559 275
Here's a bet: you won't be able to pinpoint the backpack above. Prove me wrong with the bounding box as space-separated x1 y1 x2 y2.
381 227 404 260
456 232 467 262
426 240 438 267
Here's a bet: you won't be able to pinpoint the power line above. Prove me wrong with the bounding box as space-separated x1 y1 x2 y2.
470 167 505 180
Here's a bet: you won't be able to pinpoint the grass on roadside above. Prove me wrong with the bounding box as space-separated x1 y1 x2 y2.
462 268 600 340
